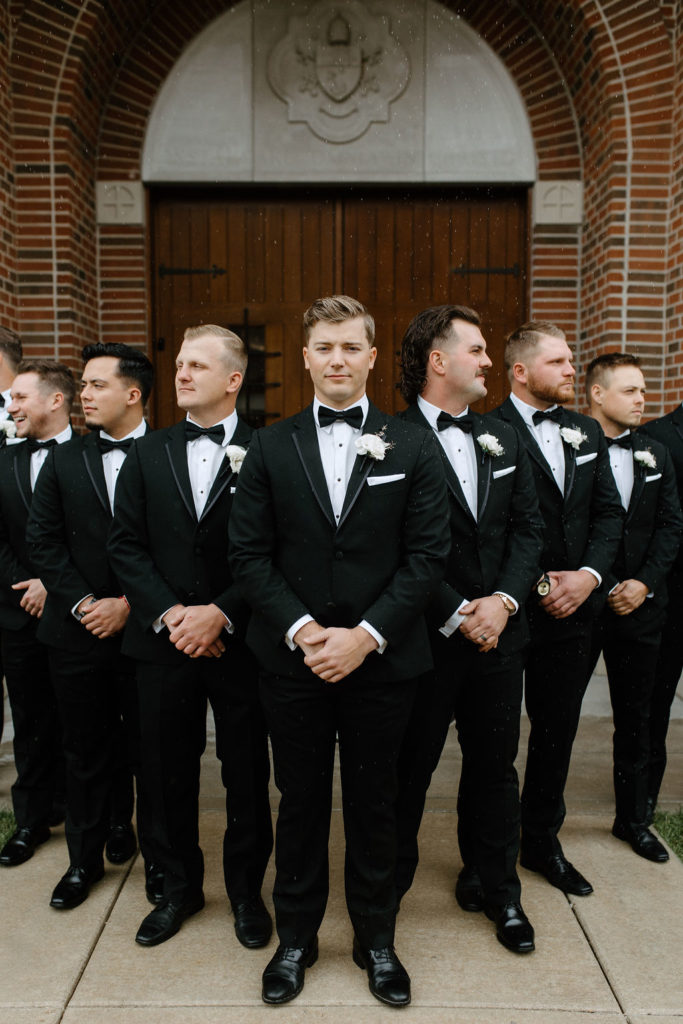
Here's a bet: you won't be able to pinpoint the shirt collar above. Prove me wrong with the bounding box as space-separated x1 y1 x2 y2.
417 394 469 431
313 394 369 433
28 424 73 448
510 391 559 427
186 410 237 447
100 419 147 444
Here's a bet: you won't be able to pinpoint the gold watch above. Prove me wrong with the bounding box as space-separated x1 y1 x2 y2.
494 592 516 614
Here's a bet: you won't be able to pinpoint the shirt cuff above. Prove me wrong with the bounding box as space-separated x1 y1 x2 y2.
285 614 314 650
153 606 175 634
439 599 470 638
219 609 234 634
71 594 94 619
580 566 602 587
359 620 386 653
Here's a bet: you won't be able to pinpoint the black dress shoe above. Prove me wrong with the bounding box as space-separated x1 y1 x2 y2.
135 894 205 946
455 865 484 912
0 825 50 867
50 864 104 909
262 939 319 1004
485 902 535 954
612 820 669 863
520 851 593 896
105 823 137 864
232 895 273 948
352 936 411 1007
144 863 165 905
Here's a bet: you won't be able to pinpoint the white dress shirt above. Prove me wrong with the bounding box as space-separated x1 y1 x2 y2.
30 424 73 490
607 431 634 510
510 391 565 492
285 396 385 654
100 419 147 510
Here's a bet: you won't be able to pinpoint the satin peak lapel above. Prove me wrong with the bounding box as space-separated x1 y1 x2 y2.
292 410 335 528
501 399 556 486
336 404 387 528
12 444 32 513
201 419 251 520
82 436 111 515
626 456 646 520
165 425 196 522
562 436 577 502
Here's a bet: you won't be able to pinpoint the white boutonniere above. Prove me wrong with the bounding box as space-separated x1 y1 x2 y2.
355 427 393 461
634 449 657 470
0 419 16 439
225 445 247 474
476 433 504 457
559 426 588 450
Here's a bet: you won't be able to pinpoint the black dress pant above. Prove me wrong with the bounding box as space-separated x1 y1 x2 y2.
648 571 683 807
136 657 273 905
396 632 523 907
49 644 136 871
260 669 417 950
588 610 660 825
521 606 594 857
2 623 64 829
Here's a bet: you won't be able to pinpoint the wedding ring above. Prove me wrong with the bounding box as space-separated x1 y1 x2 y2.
479 634 487 642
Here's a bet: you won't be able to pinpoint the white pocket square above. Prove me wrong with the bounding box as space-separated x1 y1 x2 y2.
576 452 597 465
492 465 516 479
367 473 406 486
645 473 662 482
230 486 237 493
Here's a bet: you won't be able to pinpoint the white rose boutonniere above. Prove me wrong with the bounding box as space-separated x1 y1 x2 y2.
0 419 16 439
559 426 588 450
225 445 247 474
634 449 657 470
355 428 393 461
476 433 504 458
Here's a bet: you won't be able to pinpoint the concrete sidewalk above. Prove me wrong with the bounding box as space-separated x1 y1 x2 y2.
0 668 681 1024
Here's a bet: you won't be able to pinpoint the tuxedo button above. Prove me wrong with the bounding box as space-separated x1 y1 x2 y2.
335 551 344 560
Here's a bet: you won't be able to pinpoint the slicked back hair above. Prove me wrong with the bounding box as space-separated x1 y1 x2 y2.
303 295 375 345
398 304 481 405
504 321 567 378
82 342 154 405
585 351 642 403
15 358 76 413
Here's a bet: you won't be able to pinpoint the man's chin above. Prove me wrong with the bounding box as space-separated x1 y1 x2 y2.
84 417 103 431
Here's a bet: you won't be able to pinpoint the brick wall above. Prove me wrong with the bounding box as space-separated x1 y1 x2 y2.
0 2 16 329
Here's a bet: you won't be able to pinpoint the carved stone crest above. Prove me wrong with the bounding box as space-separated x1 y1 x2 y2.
267 1 410 143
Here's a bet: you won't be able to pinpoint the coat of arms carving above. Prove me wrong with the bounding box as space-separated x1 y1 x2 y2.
267 1 410 143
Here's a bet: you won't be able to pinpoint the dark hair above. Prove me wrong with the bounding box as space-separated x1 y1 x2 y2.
81 342 154 404
398 305 481 404
504 321 566 377
303 295 375 345
585 351 641 402
0 327 23 372
15 358 76 413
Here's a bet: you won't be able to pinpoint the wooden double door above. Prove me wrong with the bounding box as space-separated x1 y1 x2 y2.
151 188 528 428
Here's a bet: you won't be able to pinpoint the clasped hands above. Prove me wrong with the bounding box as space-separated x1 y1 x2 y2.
538 569 599 619
75 595 129 637
458 595 510 653
294 621 378 683
162 603 226 658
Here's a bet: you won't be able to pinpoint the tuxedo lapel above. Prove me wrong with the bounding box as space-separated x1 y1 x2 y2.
337 403 386 529
11 444 32 513
403 403 473 519
200 418 251 520
626 455 646 520
82 433 111 515
472 414 493 520
291 407 336 528
500 397 557 486
164 423 197 523
562 435 577 502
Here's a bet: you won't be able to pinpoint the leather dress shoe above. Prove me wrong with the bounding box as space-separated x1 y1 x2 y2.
0 825 50 867
485 902 535 954
135 893 205 946
50 864 104 909
455 865 484 912
105 823 137 864
144 863 165 905
520 851 593 896
262 938 319 1004
612 820 669 863
352 936 411 1007
231 895 273 948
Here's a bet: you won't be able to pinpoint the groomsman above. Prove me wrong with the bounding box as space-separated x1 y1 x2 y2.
586 353 681 859
637 387 683 820
395 306 543 954
27 343 154 909
0 360 72 866
229 296 449 1007
492 323 623 895
108 325 273 949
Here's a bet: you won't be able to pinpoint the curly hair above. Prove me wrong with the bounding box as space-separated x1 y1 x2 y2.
398 305 481 404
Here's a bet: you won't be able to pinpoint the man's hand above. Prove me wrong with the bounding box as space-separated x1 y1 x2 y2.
608 579 649 616
293 620 326 659
540 569 598 619
12 578 47 618
167 603 226 658
79 597 129 638
458 595 510 652
303 625 378 683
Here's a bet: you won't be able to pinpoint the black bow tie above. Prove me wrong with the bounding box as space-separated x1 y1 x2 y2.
26 438 58 453
185 421 225 445
98 435 134 454
317 405 364 430
532 407 565 426
0 394 5 408
607 434 632 450
436 412 473 433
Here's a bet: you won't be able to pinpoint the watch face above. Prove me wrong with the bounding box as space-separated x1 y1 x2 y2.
537 578 551 597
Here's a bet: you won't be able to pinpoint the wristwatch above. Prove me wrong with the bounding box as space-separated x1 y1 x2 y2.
536 574 552 597
493 592 516 614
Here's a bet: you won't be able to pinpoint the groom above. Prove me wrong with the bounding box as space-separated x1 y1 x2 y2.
229 295 449 1008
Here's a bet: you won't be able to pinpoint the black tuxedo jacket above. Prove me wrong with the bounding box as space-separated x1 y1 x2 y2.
638 404 683 577
26 428 148 654
492 398 624 616
603 435 682 633
107 417 254 667
0 441 41 630
400 405 544 655
228 402 450 681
